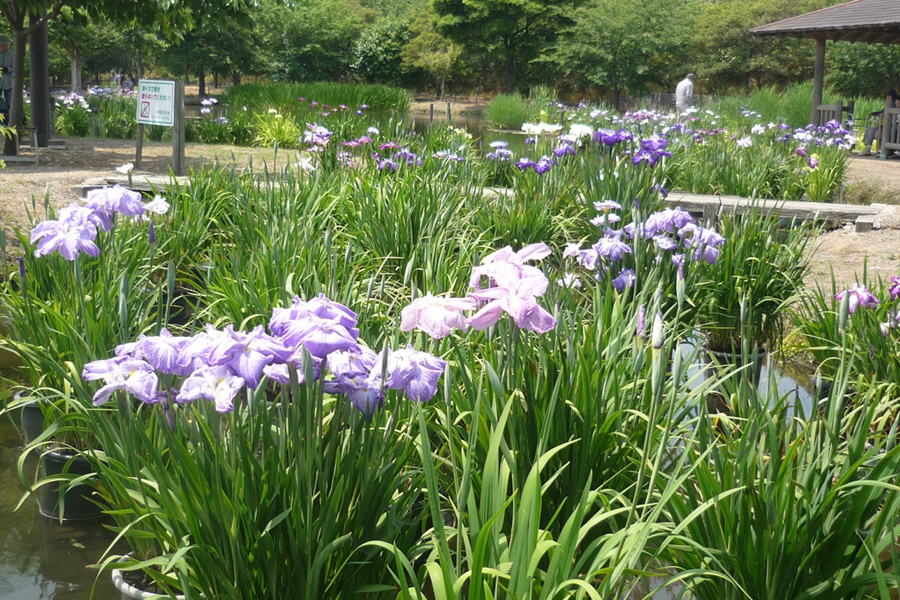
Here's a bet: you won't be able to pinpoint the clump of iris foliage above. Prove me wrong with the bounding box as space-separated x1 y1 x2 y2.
483 85 559 130
2 101 899 600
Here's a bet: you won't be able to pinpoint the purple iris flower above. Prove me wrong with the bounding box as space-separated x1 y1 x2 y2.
327 345 378 379
378 159 398 172
644 208 696 238
516 157 536 170
400 293 477 339
205 324 292 389
469 243 551 290
468 270 557 334
324 373 384 419
591 236 632 262
589 214 621 226
263 353 323 385
82 356 159 406
795 146 807 158
138 329 194 376
593 200 622 212
533 156 553 174
177 365 245 413
375 345 446 403
280 315 360 359
835 284 879 315
86 185 145 218
379 141 400 151
552 144 575 157
489 141 509 149
632 149 658 166
486 148 513 161
808 156 819 169
612 269 636 292
30 205 100 261
678 224 726 264
653 235 679 252
890 276 900 301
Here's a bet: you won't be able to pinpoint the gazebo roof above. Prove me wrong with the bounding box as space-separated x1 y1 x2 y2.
749 0 900 45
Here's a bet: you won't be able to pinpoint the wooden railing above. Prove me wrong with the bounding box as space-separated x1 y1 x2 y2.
813 100 855 127
880 108 900 157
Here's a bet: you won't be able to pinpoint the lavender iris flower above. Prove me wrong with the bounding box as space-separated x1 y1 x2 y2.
653 235 679 252
323 373 384 419
552 144 575 157
177 365 245 413
327 346 378 379
86 185 145 218
468 268 557 334
644 208 696 238
593 200 622 211
835 284 879 315
678 224 726 264
280 315 360 359
30 205 100 260
400 293 477 339
589 214 621 226
376 346 447 403
612 268 636 292
591 236 632 263
489 141 509 149
206 324 292 389
138 329 194 376
82 356 159 406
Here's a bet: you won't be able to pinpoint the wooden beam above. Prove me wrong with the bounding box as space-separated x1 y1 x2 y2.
811 36 826 125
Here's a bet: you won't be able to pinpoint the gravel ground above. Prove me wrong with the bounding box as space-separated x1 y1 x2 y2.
2 136 898 289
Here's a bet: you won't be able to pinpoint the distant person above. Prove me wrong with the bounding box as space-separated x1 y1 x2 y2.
861 89 898 156
675 73 696 114
123 75 134 92
0 34 12 125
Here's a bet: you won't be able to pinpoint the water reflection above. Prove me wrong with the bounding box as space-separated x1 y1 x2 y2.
0 421 118 600
679 339 817 417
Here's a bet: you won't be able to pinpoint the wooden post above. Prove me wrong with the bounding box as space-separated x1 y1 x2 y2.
810 35 826 125
880 107 895 160
446 102 451 123
135 123 144 168
172 80 185 176
429 103 434 123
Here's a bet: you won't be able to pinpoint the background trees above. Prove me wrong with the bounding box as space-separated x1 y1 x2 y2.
3 0 895 107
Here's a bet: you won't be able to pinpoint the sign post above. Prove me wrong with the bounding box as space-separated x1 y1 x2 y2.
135 79 184 174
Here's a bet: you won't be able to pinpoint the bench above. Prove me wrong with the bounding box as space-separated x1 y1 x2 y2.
1 127 40 164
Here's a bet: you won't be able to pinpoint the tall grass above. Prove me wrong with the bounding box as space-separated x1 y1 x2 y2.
710 80 883 128
223 82 412 113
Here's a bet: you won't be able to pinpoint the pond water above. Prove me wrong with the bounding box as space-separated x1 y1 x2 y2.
0 419 119 600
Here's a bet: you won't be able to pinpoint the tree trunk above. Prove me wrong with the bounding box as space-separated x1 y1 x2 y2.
198 67 206 97
134 48 143 83
504 39 515 92
231 70 241 86
3 28 28 156
70 49 81 92
213 72 218 89
614 89 621 111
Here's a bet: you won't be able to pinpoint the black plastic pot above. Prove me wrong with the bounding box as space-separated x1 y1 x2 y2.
39 449 102 522
19 393 44 446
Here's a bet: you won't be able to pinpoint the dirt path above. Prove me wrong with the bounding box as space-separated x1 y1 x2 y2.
0 137 281 237
2 137 899 290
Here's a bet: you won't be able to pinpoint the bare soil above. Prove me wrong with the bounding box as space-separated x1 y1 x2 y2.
0 137 281 238
2 137 899 290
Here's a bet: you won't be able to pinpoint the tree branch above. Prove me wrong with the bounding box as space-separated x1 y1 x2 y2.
21 0 63 36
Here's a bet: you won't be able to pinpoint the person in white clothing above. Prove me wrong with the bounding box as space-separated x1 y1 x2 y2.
675 73 695 114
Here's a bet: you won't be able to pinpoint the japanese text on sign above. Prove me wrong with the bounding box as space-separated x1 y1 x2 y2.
136 79 175 127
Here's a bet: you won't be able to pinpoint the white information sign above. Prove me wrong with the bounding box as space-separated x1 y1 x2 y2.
136 79 175 127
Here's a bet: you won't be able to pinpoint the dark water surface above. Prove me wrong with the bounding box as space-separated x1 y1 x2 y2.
0 420 118 600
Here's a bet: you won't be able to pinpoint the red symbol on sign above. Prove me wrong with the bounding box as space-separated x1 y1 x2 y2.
140 101 151 118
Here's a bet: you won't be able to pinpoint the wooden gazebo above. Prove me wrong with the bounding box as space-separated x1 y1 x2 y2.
750 0 900 157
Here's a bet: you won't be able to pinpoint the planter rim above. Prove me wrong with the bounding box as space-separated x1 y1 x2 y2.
111 556 187 600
